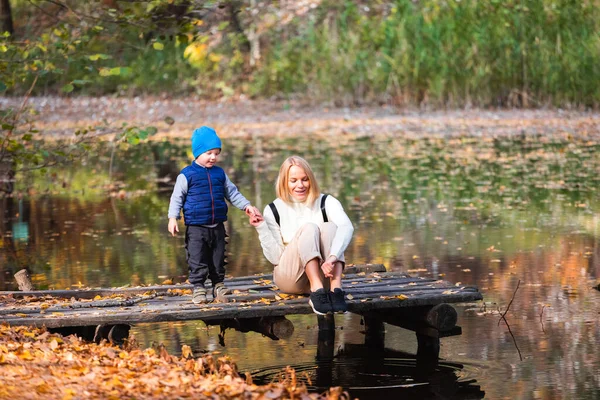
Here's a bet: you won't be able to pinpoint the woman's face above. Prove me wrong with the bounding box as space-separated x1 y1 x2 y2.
288 165 310 202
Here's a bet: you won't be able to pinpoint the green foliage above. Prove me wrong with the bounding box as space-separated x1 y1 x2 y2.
2 1 599 107
252 0 600 107
0 1 174 180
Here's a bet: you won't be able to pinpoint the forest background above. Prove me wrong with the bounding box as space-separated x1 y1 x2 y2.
2 0 599 106
2 0 598 175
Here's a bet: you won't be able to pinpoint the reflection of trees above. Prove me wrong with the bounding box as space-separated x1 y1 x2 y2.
3 134 598 291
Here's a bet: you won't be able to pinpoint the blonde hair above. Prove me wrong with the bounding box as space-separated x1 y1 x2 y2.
276 156 321 205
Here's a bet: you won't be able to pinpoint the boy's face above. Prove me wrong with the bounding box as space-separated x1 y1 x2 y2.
196 148 220 168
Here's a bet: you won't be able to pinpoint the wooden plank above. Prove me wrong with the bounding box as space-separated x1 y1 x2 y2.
0 280 477 315
1 264 392 299
0 290 482 328
0 270 483 329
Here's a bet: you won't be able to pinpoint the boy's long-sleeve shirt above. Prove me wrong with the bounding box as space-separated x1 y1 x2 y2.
168 170 251 221
255 194 354 265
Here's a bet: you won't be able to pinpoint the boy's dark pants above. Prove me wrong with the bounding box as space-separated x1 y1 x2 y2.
185 223 227 288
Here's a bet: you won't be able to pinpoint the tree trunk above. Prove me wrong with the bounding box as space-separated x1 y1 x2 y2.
0 0 14 35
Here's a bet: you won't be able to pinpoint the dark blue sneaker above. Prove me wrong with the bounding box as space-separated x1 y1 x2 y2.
330 288 348 313
308 288 333 315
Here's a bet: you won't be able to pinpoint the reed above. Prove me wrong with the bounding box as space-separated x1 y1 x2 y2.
252 0 600 108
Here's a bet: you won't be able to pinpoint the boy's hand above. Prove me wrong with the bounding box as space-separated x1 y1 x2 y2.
168 218 179 236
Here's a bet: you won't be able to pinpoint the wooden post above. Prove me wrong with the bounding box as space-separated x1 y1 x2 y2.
93 324 113 344
416 332 440 366
363 316 385 350
316 314 335 362
14 269 34 291
108 324 131 345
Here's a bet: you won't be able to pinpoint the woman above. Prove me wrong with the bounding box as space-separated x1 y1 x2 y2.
250 156 354 315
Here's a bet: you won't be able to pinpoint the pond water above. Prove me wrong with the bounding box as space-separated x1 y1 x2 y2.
1 132 599 399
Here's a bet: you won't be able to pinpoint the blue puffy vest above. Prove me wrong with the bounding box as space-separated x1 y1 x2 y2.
181 163 228 225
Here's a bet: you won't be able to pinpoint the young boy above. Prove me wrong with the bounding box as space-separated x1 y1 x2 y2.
168 126 261 304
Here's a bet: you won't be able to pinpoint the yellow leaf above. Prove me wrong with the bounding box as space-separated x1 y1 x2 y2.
346 293 354 300
183 42 208 64
63 388 77 400
181 345 193 359
162 279 173 285
23 332 35 338
93 295 102 301
208 53 222 63
396 294 408 300
15 313 28 318
51 312 65 316
50 339 59 350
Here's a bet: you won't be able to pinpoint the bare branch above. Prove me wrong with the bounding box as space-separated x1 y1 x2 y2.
497 280 523 361
0 74 39 163
498 279 520 326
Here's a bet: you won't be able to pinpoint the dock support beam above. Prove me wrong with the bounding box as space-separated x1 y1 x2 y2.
363 316 385 350
48 324 131 346
316 314 335 361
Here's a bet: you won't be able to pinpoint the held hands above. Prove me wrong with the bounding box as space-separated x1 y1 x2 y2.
168 218 179 237
245 205 264 227
321 255 338 278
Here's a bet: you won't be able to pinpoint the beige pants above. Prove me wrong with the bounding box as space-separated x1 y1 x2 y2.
273 222 345 294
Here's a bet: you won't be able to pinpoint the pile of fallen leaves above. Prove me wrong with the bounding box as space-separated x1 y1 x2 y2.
0 324 347 399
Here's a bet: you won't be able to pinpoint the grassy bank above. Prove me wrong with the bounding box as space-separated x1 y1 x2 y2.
5 0 600 108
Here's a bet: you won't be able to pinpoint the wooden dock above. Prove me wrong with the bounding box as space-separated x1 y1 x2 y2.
0 264 483 358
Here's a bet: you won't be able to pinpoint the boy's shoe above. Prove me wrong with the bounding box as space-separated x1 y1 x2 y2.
212 282 230 303
330 288 348 314
308 288 333 315
192 286 207 304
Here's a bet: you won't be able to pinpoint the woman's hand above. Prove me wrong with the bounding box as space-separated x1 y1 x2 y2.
246 205 264 227
321 255 337 278
249 214 264 227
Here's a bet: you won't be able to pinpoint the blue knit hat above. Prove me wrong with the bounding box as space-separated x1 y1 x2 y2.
191 126 221 158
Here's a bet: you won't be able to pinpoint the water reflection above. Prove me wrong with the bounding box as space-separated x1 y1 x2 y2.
1 134 600 398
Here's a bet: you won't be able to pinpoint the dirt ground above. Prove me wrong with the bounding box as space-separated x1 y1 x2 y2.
1 96 599 139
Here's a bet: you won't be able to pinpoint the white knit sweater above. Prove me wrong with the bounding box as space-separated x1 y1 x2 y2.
255 194 354 265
